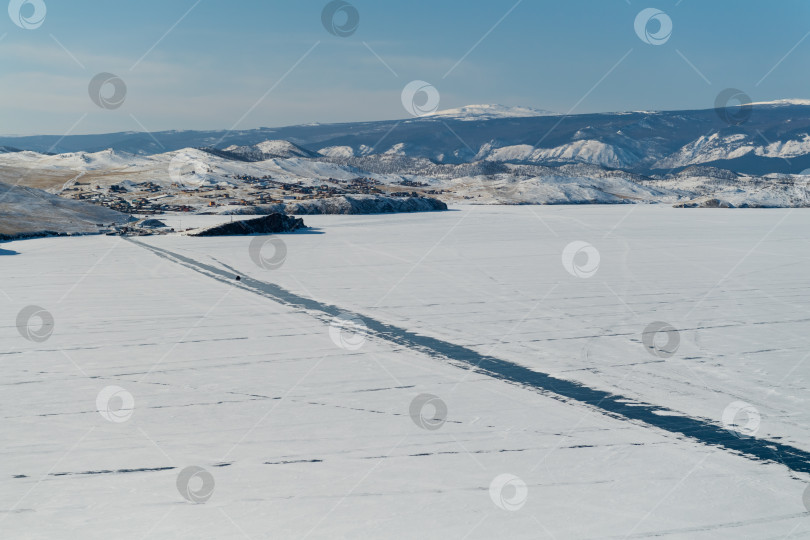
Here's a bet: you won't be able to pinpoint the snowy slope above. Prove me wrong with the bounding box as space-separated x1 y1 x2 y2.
222 140 319 161
0 146 372 193
478 140 642 168
0 182 129 237
0 149 144 170
655 133 810 169
5 144 810 208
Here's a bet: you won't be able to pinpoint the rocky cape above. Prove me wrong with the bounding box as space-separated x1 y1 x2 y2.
188 213 306 237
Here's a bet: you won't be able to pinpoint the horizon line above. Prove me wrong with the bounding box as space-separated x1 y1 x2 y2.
1 98 808 140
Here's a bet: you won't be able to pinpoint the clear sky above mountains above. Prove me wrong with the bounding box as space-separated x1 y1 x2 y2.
2 0 809 135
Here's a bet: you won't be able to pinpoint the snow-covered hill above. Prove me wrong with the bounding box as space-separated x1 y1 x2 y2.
0 146 368 193
425 104 556 121
221 140 320 161
0 182 129 237
476 140 642 168
655 132 810 169
4 142 810 208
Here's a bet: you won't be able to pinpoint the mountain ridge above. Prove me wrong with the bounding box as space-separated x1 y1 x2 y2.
2 101 810 176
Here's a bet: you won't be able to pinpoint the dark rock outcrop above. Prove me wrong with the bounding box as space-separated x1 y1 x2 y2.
189 213 306 237
674 197 735 209
138 219 168 228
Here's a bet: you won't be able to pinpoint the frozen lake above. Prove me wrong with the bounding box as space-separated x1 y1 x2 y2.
2 205 810 538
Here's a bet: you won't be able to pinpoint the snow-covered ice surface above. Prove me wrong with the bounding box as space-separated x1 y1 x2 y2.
2 206 810 539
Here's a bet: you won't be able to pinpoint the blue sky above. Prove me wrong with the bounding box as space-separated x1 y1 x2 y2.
1 0 809 135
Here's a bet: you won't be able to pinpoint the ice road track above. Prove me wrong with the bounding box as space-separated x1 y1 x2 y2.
127 237 810 476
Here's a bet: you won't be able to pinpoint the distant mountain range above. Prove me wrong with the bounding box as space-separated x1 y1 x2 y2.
424 104 556 121
1 101 809 177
